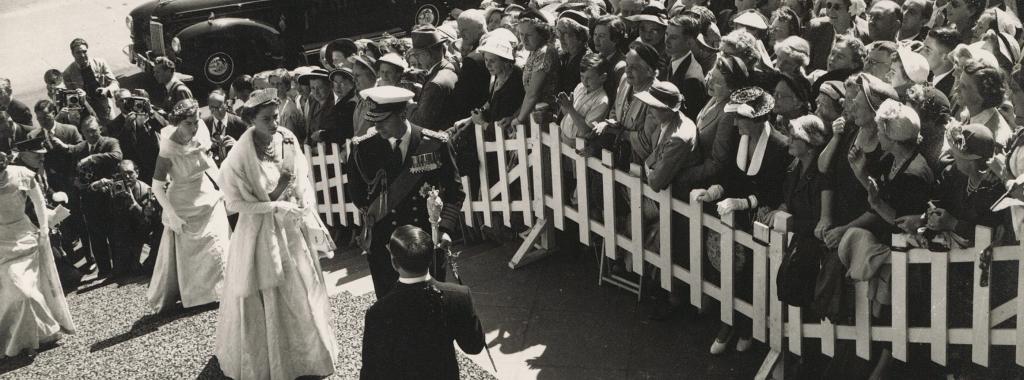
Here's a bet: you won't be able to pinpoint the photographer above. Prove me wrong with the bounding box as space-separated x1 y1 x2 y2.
202 89 246 165
62 38 119 125
116 89 164 184
0 77 35 126
89 160 161 278
29 100 82 193
153 57 194 113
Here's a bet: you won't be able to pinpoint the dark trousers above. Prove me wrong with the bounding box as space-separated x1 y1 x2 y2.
108 227 145 277
82 193 112 275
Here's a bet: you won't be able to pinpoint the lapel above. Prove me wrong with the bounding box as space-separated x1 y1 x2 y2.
404 124 423 164
697 100 724 131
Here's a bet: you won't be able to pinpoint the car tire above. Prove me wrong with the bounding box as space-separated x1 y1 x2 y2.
414 3 443 27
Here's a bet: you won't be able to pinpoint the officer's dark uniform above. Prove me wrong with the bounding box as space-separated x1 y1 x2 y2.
347 87 464 299
360 278 485 379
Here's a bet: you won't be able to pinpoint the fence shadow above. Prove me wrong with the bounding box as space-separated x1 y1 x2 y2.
89 303 218 352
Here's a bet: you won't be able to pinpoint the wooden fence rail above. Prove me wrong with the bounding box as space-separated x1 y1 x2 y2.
305 120 1024 376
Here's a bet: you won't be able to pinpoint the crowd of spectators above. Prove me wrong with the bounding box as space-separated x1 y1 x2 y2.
4 0 1024 377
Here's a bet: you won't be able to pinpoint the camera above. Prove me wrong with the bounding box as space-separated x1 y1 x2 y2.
124 96 151 114
56 90 83 111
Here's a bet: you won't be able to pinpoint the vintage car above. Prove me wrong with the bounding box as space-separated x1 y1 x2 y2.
124 0 467 87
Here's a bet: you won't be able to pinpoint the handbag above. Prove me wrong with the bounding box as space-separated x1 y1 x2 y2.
813 248 853 323
777 234 824 307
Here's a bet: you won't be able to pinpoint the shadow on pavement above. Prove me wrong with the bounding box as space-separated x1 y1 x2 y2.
89 303 218 353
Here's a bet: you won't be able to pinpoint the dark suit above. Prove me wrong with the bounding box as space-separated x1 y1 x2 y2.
29 123 82 192
934 71 955 100
661 53 708 121
450 52 489 122
105 179 160 276
728 127 794 211
204 113 248 141
117 115 163 183
360 279 485 380
310 91 357 146
410 60 459 131
5 98 34 126
347 125 465 298
161 78 193 112
70 136 123 276
0 122 36 153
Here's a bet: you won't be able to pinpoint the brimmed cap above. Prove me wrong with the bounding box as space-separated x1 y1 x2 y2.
946 122 995 160
351 55 378 76
726 86 775 119
983 29 1021 72
905 84 950 121
378 53 408 71
329 67 355 83
558 9 590 27
733 9 769 31
13 136 46 153
895 48 929 84
818 80 846 102
634 81 683 111
361 86 415 122
631 42 661 70
518 7 553 24
626 4 668 26
858 73 898 112
411 25 448 50
297 68 330 85
243 88 279 109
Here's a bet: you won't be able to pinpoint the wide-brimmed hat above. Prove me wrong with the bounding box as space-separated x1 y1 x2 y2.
243 88 279 109
329 67 355 83
378 53 408 71
557 9 590 27
297 68 330 85
13 136 46 153
726 86 775 119
788 115 828 147
518 6 553 24
895 48 929 84
733 9 769 31
857 73 898 112
361 86 416 122
634 81 683 111
411 25 448 50
477 33 517 61
625 3 667 26
351 55 377 76
946 122 995 160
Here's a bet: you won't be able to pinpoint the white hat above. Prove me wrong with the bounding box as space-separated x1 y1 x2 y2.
896 48 929 84
361 86 416 121
378 53 408 71
477 34 517 61
733 10 769 31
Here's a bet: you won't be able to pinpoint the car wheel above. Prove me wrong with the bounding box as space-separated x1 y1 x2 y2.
202 51 235 85
414 3 442 26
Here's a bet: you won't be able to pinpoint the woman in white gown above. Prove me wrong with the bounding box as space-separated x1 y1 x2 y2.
215 88 338 379
0 151 75 357
147 99 230 312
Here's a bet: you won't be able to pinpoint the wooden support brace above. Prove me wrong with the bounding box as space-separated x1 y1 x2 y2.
508 218 557 269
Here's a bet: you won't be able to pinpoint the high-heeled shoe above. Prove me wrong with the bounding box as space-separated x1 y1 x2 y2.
710 325 734 355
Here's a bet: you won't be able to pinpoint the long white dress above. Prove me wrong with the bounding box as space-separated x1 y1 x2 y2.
146 123 231 312
0 166 75 356
215 127 338 380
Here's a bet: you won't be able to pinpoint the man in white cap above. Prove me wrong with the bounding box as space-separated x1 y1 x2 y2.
346 86 465 299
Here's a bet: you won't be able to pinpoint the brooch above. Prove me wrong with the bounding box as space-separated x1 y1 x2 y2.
410 152 440 173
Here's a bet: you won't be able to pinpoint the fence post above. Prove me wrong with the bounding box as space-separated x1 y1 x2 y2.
1017 236 1024 366
574 137 590 246
719 212 735 326
657 187 673 291
474 123 493 227
767 213 788 354
890 234 909 362
972 227 993 366
548 122 564 230
931 249 949 366
688 190 705 310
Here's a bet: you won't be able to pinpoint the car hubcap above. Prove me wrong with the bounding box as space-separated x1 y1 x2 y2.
417 7 437 25
205 52 233 83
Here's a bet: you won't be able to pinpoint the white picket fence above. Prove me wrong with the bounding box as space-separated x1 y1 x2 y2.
306 120 1024 375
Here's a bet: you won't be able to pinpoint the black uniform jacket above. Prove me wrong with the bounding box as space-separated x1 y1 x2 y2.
360 279 485 379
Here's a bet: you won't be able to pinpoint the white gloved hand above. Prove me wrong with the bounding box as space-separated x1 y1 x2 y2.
716 198 750 216
272 201 302 216
152 179 185 233
696 184 725 203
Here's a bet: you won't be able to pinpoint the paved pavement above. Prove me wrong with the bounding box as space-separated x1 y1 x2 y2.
322 232 767 379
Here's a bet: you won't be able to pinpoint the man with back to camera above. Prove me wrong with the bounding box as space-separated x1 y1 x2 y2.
360 225 485 379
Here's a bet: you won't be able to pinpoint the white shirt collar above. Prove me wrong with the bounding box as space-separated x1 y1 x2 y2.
736 123 771 176
387 122 413 156
398 273 432 284
931 69 952 86
671 52 691 75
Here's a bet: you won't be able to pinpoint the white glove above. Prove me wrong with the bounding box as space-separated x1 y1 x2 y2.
695 184 725 203
272 201 302 216
716 198 750 216
152 179 185 233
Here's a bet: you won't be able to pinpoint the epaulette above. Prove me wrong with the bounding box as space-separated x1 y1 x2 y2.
352 128 378 145
420 128 450 143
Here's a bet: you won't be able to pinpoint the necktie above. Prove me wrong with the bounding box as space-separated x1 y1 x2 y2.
392 138 403 166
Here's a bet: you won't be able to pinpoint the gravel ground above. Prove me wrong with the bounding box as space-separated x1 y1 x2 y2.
0 277 496 380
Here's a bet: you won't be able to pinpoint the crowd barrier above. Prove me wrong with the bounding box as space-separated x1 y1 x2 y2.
304 120 1024 377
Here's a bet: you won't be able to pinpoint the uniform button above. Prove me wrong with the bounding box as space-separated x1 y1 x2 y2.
391 221 397 226
412 206 418 211
390 209 396 214
413 218 419 223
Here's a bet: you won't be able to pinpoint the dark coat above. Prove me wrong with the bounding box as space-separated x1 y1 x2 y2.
203 112 248 141
805 18 837 73
783 159 825 236
29 123 82 191
728 127 793 211
161 79 193 112
451 52 490 121
661 54 708 121
319 91 357 145
934 71 955 100
675 107 740 190
116 116 163 183
360 279 485 380
6 98 34 126
411 60 460 131
69 136 123 180
1 122 37 153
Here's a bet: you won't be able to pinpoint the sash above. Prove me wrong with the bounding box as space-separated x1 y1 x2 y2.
355 136 443 251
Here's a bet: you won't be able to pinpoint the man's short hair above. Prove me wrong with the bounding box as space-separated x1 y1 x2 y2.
233 75 254 94
388 225 435 274
43 69 62 86
154 56 176 71
911 0 934 23
69 38 89 51
209 88 227 101
119 159 136 171
927 27 962 51
593 15 627 44
81 115 100 130
35 99 57 115
0 78 10 95
669 14 703 38
579 52 605 73
131 89 150 99
834 34 867 70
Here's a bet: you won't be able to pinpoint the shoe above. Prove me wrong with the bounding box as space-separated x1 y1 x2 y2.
710 325 733 355
736 336 753 352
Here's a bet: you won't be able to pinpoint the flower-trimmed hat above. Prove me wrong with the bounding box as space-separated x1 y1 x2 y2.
726 86 775 119
946 122 995 160
243 88 279 109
